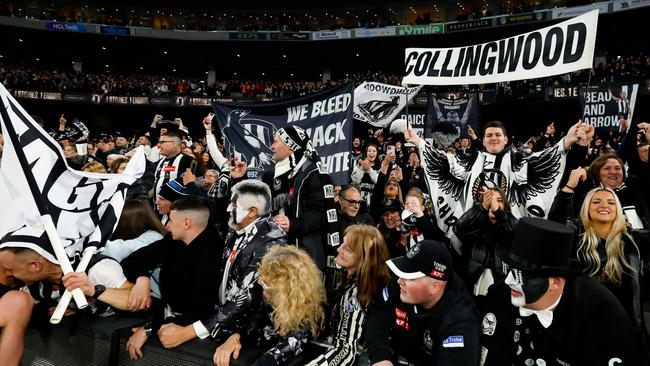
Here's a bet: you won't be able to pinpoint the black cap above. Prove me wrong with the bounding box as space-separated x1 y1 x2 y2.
381 199 403 214
158 179 189 202
386 240 452 281
505 217 575 276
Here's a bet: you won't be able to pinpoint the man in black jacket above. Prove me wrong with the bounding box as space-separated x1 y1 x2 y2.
148 179 287 351
337 184 374 236
479 217 641 365
365 240 480 366
121 196 222 360
267 125 339 271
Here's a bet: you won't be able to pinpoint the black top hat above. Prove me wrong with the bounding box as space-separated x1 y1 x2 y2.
156 120 180 134
505 217 575 277
386 240 452 281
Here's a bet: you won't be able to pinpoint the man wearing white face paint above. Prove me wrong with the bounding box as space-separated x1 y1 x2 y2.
480 217 641 366
149 180 287 350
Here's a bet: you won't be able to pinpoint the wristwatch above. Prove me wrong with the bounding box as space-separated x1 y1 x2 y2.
91 284 106 299
143 322 154 337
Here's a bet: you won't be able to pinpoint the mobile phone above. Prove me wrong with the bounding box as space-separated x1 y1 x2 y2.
208 112 215 121
387 145 396 155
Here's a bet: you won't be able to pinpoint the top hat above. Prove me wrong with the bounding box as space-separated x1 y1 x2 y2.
505 217 575 276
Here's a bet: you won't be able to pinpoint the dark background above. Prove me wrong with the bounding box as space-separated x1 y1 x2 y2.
2 7 649 141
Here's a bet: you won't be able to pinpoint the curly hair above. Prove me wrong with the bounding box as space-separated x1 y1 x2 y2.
343 225 391 308
578 188 639 286
258 245 325 337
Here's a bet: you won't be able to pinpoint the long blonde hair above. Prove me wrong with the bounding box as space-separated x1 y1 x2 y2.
258 245 325 337
343 225 391 308
578 188 639 286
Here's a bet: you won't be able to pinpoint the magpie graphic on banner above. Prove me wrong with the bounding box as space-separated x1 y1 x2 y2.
222 109 276 177
357 96 401 123
214 82 354 185
353 82 422 127
0 83 145 265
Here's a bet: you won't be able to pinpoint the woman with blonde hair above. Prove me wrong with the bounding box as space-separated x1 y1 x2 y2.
81 161 107 173
307 224 391 366
550 179 647 360
576 188 644 318
213 245 325 366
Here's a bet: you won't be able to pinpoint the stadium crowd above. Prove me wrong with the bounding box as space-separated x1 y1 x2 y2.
2 53 648 101
0 99 649 365
1 0 571 31
0 64 399 99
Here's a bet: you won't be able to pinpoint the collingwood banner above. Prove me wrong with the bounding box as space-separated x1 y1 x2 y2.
403 10 598 85
426 91 479 138
580 83 638 133
214 82 353 184
0 83 145 264
353 82 422 127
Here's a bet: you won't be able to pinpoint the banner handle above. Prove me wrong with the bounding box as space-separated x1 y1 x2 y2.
40 215 88 310
50 247 96 324
581 69 593 121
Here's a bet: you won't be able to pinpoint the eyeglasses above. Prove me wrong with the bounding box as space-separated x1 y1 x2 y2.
258 278 272 290
341 197 362 206
384 212 401 220
158 140 175 144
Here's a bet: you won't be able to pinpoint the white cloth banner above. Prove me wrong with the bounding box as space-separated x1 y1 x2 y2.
353 82 422 127
0 83 145 264
402 10 598 86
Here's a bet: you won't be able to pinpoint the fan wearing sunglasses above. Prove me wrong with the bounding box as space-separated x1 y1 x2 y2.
337 185 374 237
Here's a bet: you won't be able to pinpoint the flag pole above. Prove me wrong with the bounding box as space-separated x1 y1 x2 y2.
50 247 96 324
581 68 593 121
0 97 88 310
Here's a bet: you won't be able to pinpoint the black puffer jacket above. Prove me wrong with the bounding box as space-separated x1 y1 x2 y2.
453 204 518 291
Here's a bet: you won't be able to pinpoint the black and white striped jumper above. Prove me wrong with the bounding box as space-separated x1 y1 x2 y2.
307 282 366 366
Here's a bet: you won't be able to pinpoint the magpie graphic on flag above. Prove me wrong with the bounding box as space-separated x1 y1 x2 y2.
0 83 145 265
222 109 275 172
353 82 422 127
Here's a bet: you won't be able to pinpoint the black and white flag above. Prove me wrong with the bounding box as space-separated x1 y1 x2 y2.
353 82 422 127
0 84 145 265
214 82 353 185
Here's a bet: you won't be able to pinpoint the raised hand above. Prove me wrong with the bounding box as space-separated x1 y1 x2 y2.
467 125 477 140
404 128 420 145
